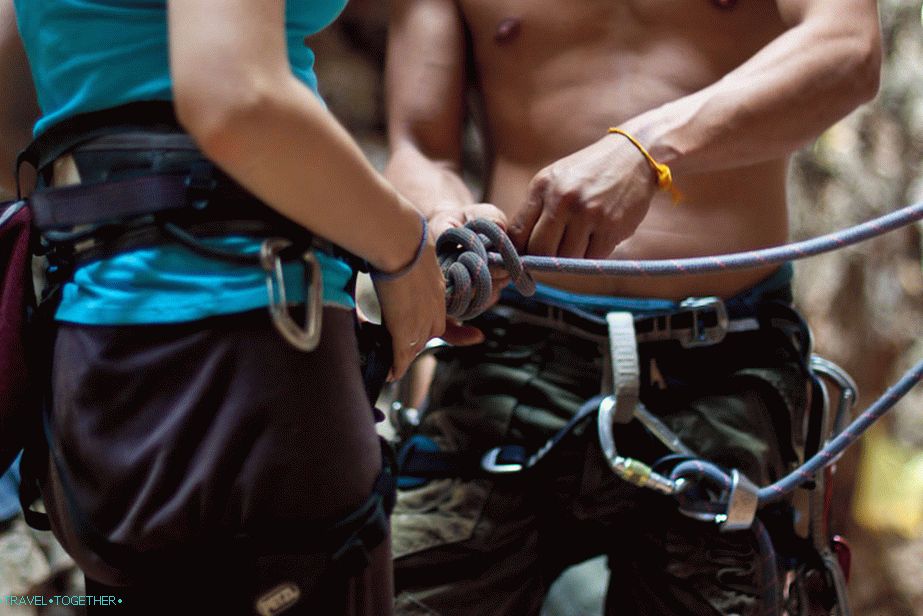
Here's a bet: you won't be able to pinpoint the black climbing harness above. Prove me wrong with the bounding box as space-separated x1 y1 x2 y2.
18 102 354 353
5 101 398 590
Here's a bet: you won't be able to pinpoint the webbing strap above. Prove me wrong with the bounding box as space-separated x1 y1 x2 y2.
31 174 190 230
606 312 640 424
17 101 181 177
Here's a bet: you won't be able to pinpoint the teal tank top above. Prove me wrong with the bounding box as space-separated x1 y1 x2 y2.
14 0 354 324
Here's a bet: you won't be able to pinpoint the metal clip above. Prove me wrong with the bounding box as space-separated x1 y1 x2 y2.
719 469 760 532
260 238 323 352
481 448 525 474
389 401 422 440
597 396 682 495
675 296 729 348
810 356 859 437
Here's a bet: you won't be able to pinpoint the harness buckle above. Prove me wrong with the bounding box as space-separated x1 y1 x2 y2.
260 238 323 352
677 296 728 347
183 161 218 210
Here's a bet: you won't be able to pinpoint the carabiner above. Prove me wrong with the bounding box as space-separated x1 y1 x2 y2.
260 238 323 352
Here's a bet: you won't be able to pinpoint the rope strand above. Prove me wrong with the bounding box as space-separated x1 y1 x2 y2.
437 202 923 319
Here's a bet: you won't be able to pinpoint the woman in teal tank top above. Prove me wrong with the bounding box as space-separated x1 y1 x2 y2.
0 1 446 613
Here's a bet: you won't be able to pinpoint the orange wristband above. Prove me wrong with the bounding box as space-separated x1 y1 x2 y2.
608 128 682 205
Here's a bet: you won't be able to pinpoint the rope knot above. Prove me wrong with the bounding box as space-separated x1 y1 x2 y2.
437 218 536 320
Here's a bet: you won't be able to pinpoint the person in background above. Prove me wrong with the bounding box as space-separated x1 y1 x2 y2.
384 0 881 613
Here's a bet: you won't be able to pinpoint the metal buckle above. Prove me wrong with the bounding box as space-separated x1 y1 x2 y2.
635 297 729 348
481 448 524 474
671 296 729 348
183 161 218 210
260 238 323 352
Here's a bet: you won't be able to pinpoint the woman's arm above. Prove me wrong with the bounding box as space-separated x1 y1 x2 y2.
170 0 423 274
0 0 40 194
168 0 445 375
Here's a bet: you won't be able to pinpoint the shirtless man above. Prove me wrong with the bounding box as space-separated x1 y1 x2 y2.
384 1 881 614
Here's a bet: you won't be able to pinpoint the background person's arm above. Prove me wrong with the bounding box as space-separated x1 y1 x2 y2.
509 0 882 258
0 0 40 194
384 0 508 339
384 0 507 237
169 0 445 376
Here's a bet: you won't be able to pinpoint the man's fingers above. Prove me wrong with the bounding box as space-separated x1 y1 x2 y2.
464 203 509 230
509 184 544 251
527 212 566 256
558 221 593 258
586 231 621 259
429 210 463 240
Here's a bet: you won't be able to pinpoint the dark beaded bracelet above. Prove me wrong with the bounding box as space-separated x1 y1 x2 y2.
370 214 429 281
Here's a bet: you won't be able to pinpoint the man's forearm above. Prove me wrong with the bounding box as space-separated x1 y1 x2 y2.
620 8 880 177
384 142 476 218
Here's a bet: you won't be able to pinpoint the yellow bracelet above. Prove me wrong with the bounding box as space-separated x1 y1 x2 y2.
608 128 682 205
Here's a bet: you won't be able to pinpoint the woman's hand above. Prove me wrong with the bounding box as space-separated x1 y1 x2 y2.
429 202 511 346
373 230 446 381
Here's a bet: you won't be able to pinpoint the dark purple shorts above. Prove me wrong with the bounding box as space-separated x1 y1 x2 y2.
41 307 392 614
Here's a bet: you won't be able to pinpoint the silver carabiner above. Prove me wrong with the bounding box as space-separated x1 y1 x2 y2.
597 396 684 496
260 238 323 352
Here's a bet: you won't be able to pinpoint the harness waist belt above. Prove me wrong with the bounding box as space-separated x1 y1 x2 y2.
34 172 242 230
489 296 758 348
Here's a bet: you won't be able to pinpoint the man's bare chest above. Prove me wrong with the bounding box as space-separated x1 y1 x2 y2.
456 0 785 54
454 0 790 152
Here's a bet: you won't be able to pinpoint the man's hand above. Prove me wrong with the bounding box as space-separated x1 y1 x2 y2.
429 202 511 346
508 135 659 259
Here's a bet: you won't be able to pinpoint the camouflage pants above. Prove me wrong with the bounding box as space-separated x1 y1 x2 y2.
392 308 810 616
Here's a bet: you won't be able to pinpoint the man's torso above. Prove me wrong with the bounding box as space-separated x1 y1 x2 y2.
458 0 793 298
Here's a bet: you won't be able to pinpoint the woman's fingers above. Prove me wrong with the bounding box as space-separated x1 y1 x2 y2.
374 237 445 381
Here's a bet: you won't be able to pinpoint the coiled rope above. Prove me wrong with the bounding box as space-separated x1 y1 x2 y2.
437 218 536 320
